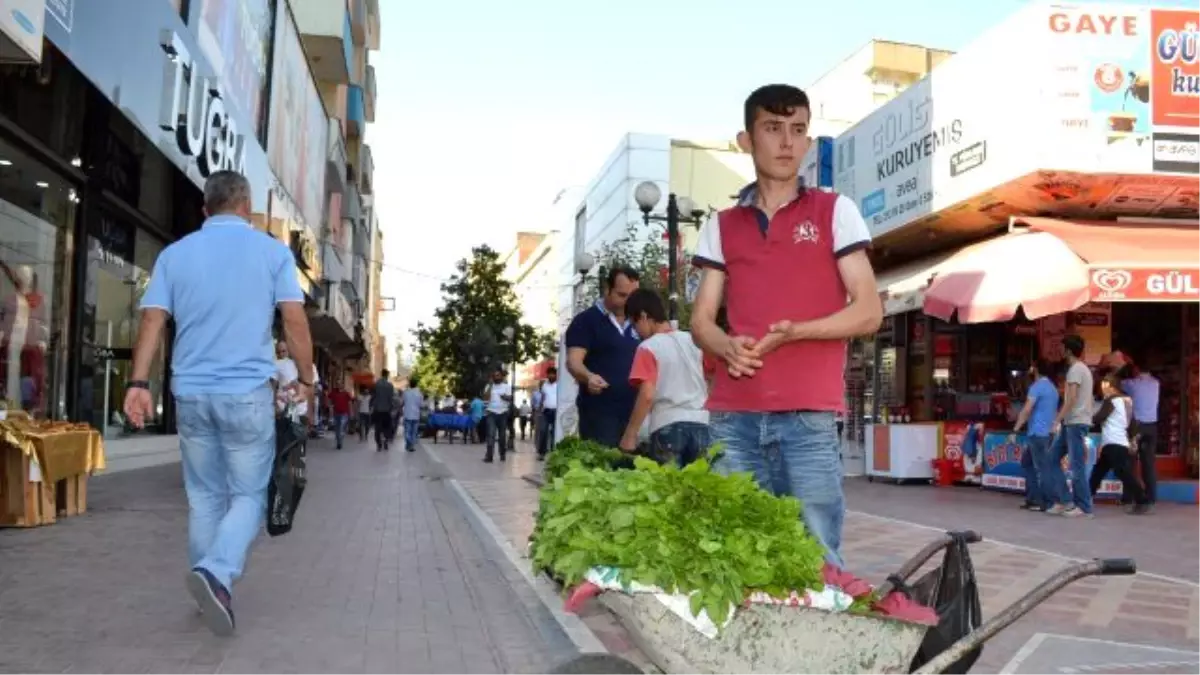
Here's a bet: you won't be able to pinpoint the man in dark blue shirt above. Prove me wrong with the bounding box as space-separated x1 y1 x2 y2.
565 265 642 448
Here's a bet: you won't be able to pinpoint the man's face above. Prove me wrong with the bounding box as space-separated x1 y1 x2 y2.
275 342 287 358
547 370 557 383
605 273 639 313
493 371 505 383
737 106 811 183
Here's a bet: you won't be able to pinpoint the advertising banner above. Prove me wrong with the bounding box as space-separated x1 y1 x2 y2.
194 0 274 137
1149 9 1200 173
833 3 1200 240
981 431 1122 497
267 7 330 235
1088 266 1200 301
1 0 44 63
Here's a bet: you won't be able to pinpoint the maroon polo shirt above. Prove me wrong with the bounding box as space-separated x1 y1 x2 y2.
692 185 871 413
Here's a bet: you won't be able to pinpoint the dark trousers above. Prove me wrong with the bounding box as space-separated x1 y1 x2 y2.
519 416 529 440
578 407 626 449
1092 443 1147 505
1129 422 1159 504
357 412 371 441
537 408 557 457
648 421 711 467
484 412 509 461
372 412 392 449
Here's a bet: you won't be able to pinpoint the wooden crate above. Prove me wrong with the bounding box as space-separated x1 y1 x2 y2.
56 473 88 517
0 445 57 527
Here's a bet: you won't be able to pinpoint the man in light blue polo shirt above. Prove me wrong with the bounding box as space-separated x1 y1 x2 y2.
1012 359 1063 512
123 171 313 637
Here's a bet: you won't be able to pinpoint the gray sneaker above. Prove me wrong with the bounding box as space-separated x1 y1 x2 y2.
1045 504 1068 515
1061 507 1093 518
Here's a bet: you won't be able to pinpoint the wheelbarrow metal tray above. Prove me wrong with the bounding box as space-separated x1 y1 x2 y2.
599 591 927 674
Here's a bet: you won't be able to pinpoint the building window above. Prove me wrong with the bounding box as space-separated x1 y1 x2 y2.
0 137 76 420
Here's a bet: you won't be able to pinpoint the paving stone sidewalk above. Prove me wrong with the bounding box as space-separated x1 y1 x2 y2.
0 435 578 674
426 438 1199 674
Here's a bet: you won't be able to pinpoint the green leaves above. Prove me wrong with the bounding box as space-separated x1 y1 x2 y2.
542 437 627 483
530 449 827 627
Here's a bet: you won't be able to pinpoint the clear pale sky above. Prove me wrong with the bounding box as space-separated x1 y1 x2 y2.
368 0 1193 356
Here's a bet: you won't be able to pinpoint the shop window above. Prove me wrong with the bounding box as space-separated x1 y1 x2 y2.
0 138 76 420
79 210 168 438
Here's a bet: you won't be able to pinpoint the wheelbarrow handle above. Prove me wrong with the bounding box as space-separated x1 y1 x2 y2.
875 531 982 598
911 558 1136 674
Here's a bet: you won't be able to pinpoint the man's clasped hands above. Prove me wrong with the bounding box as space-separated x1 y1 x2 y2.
721 319 797 378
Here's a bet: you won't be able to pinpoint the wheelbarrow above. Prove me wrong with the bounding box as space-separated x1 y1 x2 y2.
550 530 1136 674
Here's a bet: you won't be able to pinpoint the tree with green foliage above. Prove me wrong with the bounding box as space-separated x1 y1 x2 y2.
412 245 557 398
579 221 695 328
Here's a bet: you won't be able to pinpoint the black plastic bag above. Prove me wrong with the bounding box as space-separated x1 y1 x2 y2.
266 416 307 537
906 532 983 674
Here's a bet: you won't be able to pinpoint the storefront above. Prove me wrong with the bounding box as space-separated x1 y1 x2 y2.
0 0 319 453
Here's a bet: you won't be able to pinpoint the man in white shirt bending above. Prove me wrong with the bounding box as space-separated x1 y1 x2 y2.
483 368 512 463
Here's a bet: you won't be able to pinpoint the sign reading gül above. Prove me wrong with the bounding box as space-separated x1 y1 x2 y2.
157 30 247 178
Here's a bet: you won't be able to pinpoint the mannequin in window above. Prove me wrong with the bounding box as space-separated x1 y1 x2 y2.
0 262 48 415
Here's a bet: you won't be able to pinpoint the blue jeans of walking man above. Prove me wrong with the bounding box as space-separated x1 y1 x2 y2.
1050 424 1093 514
710 411 845 568
403 418 420 450
177 385 276 597
333 413 348 449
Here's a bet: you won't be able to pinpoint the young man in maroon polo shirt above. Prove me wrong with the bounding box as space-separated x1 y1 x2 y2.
690 84 882 567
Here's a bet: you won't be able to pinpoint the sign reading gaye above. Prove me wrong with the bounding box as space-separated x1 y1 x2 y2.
158 30 247 178
1090 267 1200 301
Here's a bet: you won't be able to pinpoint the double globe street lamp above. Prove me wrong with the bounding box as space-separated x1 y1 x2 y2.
632 181 706 323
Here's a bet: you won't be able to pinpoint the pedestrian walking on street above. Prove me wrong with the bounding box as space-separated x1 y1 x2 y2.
564 266 642 448
1049 335 1095 518
357 388 372 442
123 170 313 637
619 289 710 467
328 383 353 450
1011 359 1061 512
690 85 881 567
469 393 486 443
370 369 397 451
483 368 513 463
1091 373 1150 514
518 399 532 440
274 340 318 429
401 378 425 452
536 368 559 459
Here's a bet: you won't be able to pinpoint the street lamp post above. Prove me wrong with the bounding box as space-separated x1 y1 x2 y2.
633 181 705 324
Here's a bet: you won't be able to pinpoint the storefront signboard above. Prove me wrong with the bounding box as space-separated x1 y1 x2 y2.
1 0 45 63
158 30 247 178
833 3 1200 240
1149 10 1199 173
1089 266 1200 301
36 0 275 215
981 431 1122 497
194 0 273 138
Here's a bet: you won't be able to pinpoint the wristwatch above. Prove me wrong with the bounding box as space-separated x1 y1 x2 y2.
297 378 313 387
127 380 150 390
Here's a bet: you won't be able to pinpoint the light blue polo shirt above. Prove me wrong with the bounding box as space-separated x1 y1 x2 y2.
140 214 304 395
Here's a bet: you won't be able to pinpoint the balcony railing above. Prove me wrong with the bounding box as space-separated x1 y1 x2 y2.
347 84 365 138
326 117 347 194
365 65 376 122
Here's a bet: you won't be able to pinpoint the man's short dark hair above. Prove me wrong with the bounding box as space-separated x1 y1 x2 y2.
1062 335 1085 359
605 264 640 290
547 366 557 376
625 288 667 323
1032 359 1052 377
744 84 811 131
381 368 390 379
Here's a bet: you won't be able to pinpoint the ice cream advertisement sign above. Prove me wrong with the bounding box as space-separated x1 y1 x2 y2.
1150 9 1199 174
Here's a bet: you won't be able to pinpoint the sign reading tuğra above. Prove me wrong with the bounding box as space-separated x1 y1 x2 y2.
157 30 247 178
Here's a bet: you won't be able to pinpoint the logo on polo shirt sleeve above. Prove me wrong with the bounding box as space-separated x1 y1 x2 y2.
792 221 820 245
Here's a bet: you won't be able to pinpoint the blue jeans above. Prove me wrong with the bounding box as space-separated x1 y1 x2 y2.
176 384 276 591
333 413 348 447
1026 434 1065 508
1051 424 1093 513
649 421 710 467
710 411 845 567
403 418 420 448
